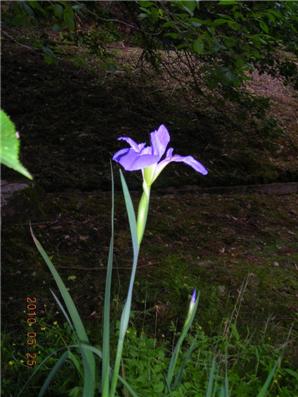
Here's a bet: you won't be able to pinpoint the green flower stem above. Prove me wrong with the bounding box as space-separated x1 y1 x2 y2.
166 292 200 391
136 181 151 245
111 175 150 397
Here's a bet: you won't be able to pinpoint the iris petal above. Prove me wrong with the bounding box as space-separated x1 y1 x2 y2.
113 126 208 179
152 149 208 182
113 148 159 171
113 148 130 162
150 124 170 159
171 154 208 175
118 137 144 152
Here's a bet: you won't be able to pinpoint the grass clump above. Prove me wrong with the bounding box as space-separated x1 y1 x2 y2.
3 318 297 397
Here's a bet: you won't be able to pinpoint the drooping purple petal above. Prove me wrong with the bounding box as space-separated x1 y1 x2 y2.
150 124 170 159
113 148 130 162
113 148 159 171
153 148 208 181
170 154 208 175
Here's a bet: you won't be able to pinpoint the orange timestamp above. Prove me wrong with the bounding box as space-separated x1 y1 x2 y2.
26 296 37 367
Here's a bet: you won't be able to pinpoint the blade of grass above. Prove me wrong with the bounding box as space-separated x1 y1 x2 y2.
119 169 138 256
256 356 281 397
50 289 74 332
166 291 200 390
173 338 198 389
217 369 229 397
224 361 230 397
17 346 72 397
38 351 70 397
110 170 140 397
30 227 96 397
79 344 139 397
68 350 83 377
212 364 218 397
205 357 217 397
102 163 115 397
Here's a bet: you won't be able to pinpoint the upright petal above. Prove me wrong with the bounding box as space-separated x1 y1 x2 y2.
113 148 159 171
118 136 145 152
150 124 170 159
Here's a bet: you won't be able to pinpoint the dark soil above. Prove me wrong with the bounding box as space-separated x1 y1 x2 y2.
2 38 211 192
2 30 298 193
3 188 298 348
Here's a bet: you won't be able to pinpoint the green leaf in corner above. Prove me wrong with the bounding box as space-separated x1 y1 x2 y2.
193 38 205 54
0 110 32 179
63 4 75 31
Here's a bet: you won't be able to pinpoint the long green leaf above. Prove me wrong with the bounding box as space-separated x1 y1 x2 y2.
17 346 71 397
224 362 230 397
119 170 139 256
205 357 217 397
79 344 139 397
38 351 70 397
50 289 74 332
173 338 198 389
256 357 281 397
110 170 140 397
30 227 96 397
68 350 83 377
102 163 115 397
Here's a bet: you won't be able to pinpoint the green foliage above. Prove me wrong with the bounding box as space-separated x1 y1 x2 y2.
3 1 80 32
121 325 296 397
2 1 83 64
0 110 32 179
3 1 297 90
135 0 298 90
30 227 96 397
166 290 199 392
2 320 82 397
4 318 297 397
3 1 119 68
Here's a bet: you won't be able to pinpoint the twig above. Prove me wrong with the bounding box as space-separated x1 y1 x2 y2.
2 30 38 53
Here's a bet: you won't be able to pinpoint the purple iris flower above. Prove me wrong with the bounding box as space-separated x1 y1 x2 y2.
113 125 207 184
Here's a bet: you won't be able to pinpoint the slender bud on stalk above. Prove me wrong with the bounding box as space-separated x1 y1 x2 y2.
191 289 197 304
186 289 197 322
